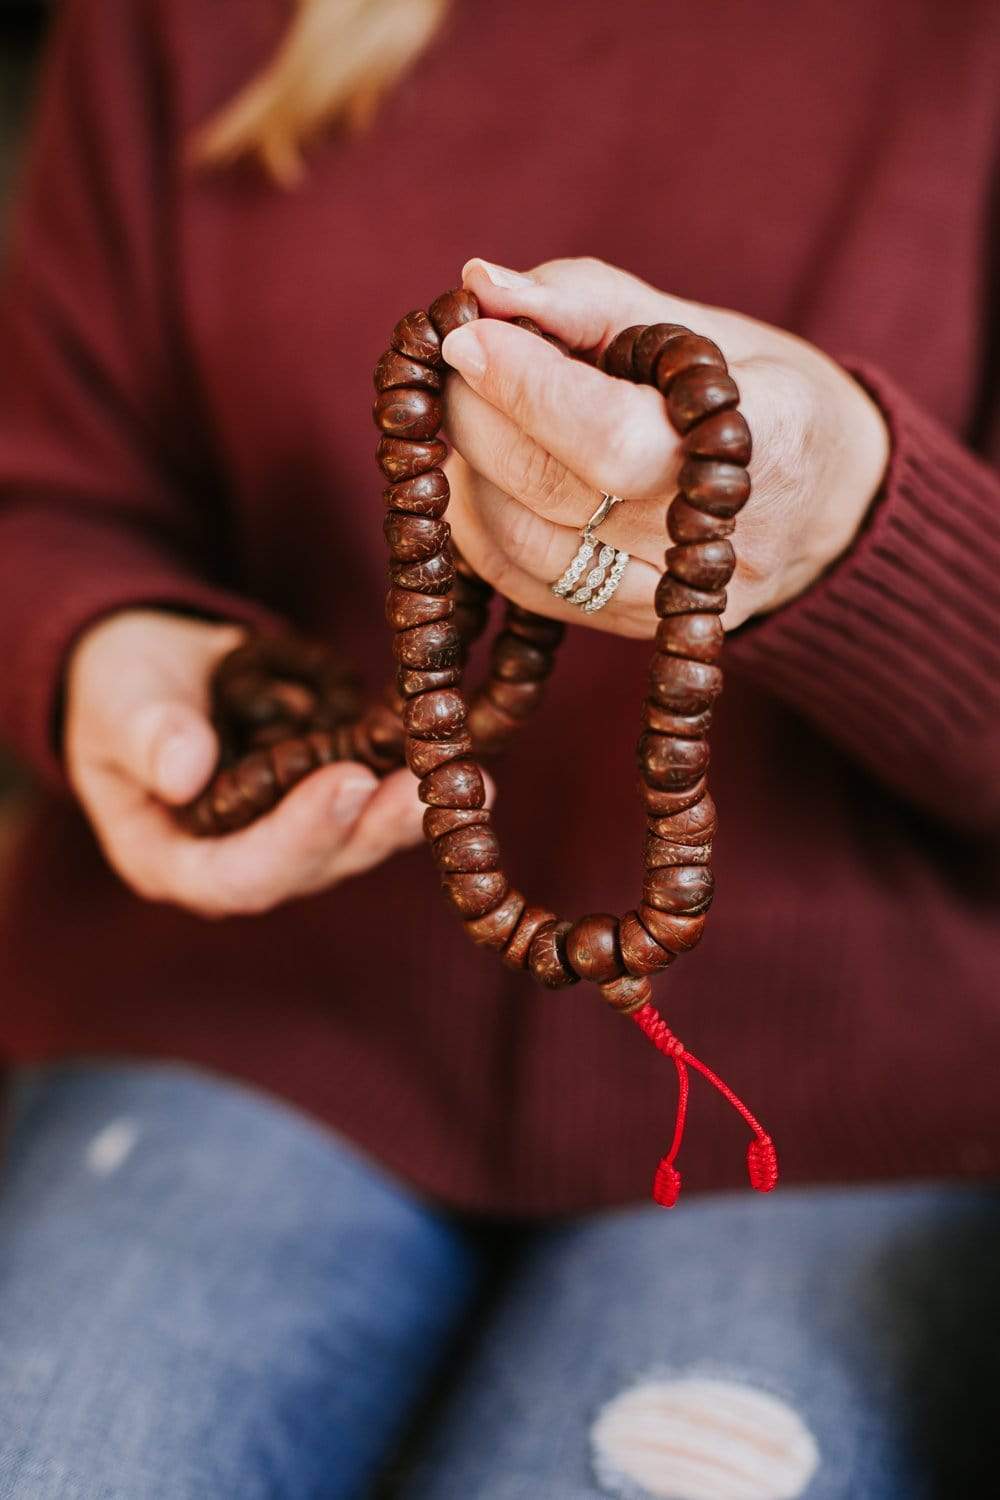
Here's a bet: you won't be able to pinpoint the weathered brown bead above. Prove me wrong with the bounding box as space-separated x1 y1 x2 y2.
654 575 727 616
405 732 472 777
486 678 545 718
373 386 443 441
655 614 725 664
384 512 449 562
667 495 736 544
678 458 751 517
638 774 709 816
390 548 455 594
684 410 752 465
403 688 466 740
428 288 479 339
377 435 448 482
391 309 442 364
638 906 708 953
304 730 337 766
433 823 502 874
638 731 710 790
384 469 450 518
668 367 740 433
528 920 579 989
506 608 566 648
442 870 508 918
644 832 712 867
648 655 723 715
654 333 727 392
423 806 490 841
510 315 543 335
453 603 490 643
396 665 462 696
642 701 713 737
385 587 453 631
632 323 689 383
234 751 279 813
565 913 625 983
502 905 558 970
464 888 526 950
271 736 316 790
642 864 715 914
374 348 442 393
649 792 717 844
600 974 653 1014
393 618 461 671
491 632 549 682
208 768 248 830
619 910 674 975
666 539 736 592
599 324 645 379
419 759 486 808
465 696 519 752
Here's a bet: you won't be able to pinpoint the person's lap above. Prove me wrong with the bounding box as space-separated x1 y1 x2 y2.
0 1062 997 1500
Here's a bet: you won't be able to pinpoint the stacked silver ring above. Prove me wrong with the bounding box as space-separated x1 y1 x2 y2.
550 493 630 613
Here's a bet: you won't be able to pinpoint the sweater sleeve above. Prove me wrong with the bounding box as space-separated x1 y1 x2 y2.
724 360 1000 834
0 0 284 793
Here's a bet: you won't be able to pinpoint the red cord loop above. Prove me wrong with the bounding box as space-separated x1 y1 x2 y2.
630 1002 779 1208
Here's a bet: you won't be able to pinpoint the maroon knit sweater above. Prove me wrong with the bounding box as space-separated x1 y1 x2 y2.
0 0 997 1214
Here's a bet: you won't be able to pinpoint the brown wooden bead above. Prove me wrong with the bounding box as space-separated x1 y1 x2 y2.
649 792 717 844
419 759 486 808
393 618 461 671
684 409 752 466
428 288 479 339
667 495 736 544
502 905 558 970
600 974 653 1014
654 575 727 617
654 333 727 392
385 587 453 631
678 458 751 517
565 913 625 983
270 736 316 790
465 696 519 752
655 614 725 664
391 309 442 364
396 665 462 696
667 367 740 433
644 832 712 867
433 823 502 874
403 688 467 740
208 768 248 830
442 870 508 918
666 539 735 592
642 864 715 914
528 920 579 989
486 678 545 718
648 655 723 715
638 731 710 790
405 732 472 777
491 632 549 682
638 906 707 953
232 754 279 817
373 387 443 442
619 910 674 976
384 469 450 518
390 548 455 594
464 888 526 950
599 324 645 379
332 724 357 762
374 348 442 394
506 608 566 647
638 774 709 816
304 730 337 766
423 806 489 841
384 513 449 562
632 322 689 383
642 702 713 737
376 435 448 482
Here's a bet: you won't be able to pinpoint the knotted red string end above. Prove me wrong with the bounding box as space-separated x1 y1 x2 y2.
652 1159 682 1208
747 1135 779 1193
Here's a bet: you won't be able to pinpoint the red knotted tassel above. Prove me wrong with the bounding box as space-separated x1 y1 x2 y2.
631 1001 778 1207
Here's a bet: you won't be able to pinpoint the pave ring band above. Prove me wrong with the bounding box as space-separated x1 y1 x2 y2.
550 493 630 613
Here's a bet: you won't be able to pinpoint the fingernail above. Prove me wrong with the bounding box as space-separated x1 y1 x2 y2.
331 778 374 826
441 324 486 380
466 257 535 289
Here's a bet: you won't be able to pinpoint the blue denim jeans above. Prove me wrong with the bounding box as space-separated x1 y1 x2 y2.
0 1062 996 1499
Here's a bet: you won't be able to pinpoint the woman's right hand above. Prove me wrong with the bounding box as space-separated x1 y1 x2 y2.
64 609 426 918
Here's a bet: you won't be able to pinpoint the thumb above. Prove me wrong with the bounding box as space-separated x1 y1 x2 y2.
120 698 219 805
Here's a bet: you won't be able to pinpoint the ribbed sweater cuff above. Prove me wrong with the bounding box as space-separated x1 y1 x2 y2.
0 510 286 793
724 361 1000 828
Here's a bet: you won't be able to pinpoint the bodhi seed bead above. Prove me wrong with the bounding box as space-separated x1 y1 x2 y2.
565 913 625 983
678 458 751 516
502 905 558 970
391 309 442 364
442 871 509 918
384 513 449 562
373 349 442 393
428 288 479 339
372 387 443 441
655 613 725 664
384 470 450 517
666 495 736 544
528 920 579 988
464 888 526 950
376 436 448 482
666 539 736 592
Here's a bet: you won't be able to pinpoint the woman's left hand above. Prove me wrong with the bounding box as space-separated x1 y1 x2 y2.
439 256 889 636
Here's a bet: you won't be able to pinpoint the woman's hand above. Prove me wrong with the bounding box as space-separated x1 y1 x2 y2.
439 256 890 635
65 610 424 917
